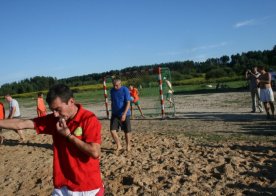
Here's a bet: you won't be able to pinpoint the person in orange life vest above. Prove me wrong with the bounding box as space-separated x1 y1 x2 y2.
37 92 47 117
129 85 145 118
0 101 5 144
0 84 104 195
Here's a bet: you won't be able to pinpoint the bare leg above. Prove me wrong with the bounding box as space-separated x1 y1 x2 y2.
137 105 145 117
125 132 131 151
263 102 270 119
269 101 275 118
15 129 25 141
130 105 133 118
110 130 122 151
169 98 174 107
0 129 4 144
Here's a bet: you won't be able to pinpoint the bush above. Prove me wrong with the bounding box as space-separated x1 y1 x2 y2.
205 67 235 80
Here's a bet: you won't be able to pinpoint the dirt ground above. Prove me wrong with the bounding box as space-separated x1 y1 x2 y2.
0 91 275 195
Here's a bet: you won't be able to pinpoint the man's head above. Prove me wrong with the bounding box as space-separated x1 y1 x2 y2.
46 84 76 120
4 94 12 102
257 66 265 73
129 85 134 90
112 79 122 90
37 92 43 98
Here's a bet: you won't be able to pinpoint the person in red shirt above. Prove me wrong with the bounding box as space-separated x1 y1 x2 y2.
129 85 145 118
0 84 104 195
0 101 5 144
37 92 47 117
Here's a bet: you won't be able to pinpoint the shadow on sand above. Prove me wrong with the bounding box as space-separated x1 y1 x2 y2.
1 139 53 150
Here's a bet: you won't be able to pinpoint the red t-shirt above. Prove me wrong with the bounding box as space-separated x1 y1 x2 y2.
33 104 102 191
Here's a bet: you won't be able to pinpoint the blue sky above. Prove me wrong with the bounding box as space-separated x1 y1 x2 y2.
0 0 276 85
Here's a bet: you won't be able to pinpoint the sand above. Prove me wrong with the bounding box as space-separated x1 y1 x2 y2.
0 91 275 195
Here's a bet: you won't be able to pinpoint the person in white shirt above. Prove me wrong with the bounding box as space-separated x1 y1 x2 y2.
4 94 25 142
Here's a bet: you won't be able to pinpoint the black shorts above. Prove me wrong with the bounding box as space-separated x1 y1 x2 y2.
110 115 131 133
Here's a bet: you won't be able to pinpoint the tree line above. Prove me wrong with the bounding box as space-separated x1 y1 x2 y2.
0 45 275 96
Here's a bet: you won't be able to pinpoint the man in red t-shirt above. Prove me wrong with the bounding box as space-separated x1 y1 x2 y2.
0 84 104 195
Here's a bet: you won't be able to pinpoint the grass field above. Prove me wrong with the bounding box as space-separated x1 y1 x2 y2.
0 79 247 110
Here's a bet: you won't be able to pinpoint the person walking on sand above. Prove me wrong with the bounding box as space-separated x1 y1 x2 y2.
245 66 263 113
37 92 47 117
110 78 132 152
129 85 145 118
4 94 25 142
0 84 104 195
164 77 174 107
257 66 275 119
0 101 5 144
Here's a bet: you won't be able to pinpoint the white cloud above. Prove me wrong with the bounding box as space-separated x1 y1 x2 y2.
233 16 272 29
234 19 255 28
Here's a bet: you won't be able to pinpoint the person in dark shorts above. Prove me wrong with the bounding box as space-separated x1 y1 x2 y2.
110 78 132 152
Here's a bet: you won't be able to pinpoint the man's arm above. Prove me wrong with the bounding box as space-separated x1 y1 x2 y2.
68 135 101 158
245 70 250 79
57 119 100 158
0 119 35 130
167 80 173 90
121 101 130 122
8 106 16 118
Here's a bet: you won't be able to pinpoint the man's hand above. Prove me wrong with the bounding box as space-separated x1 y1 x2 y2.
56 118 70 137
121 114 126 122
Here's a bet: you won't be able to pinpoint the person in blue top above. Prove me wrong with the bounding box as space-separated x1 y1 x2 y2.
110 78 132 152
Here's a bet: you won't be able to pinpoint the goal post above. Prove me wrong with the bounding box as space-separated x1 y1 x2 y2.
102 67 175 119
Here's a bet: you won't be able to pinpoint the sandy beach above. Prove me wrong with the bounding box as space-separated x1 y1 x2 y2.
0 91 275 195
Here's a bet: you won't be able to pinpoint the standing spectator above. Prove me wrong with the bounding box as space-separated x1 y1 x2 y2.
110 79 132 152
245 67 263 113
257 66 275 119
0 84 104 195
129 85 145 118
37 92 47 117
4 94 25 142
164 77 174 107
0 101 5 144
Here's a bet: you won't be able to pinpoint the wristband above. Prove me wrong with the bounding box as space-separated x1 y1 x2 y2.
66 133 72 141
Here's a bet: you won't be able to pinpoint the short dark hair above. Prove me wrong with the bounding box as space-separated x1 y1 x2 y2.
257 65 265 71
112 78 121 84
46 84 73 105
37 92 43 97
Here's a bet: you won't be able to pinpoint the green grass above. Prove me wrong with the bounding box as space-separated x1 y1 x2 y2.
0 78 247 109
